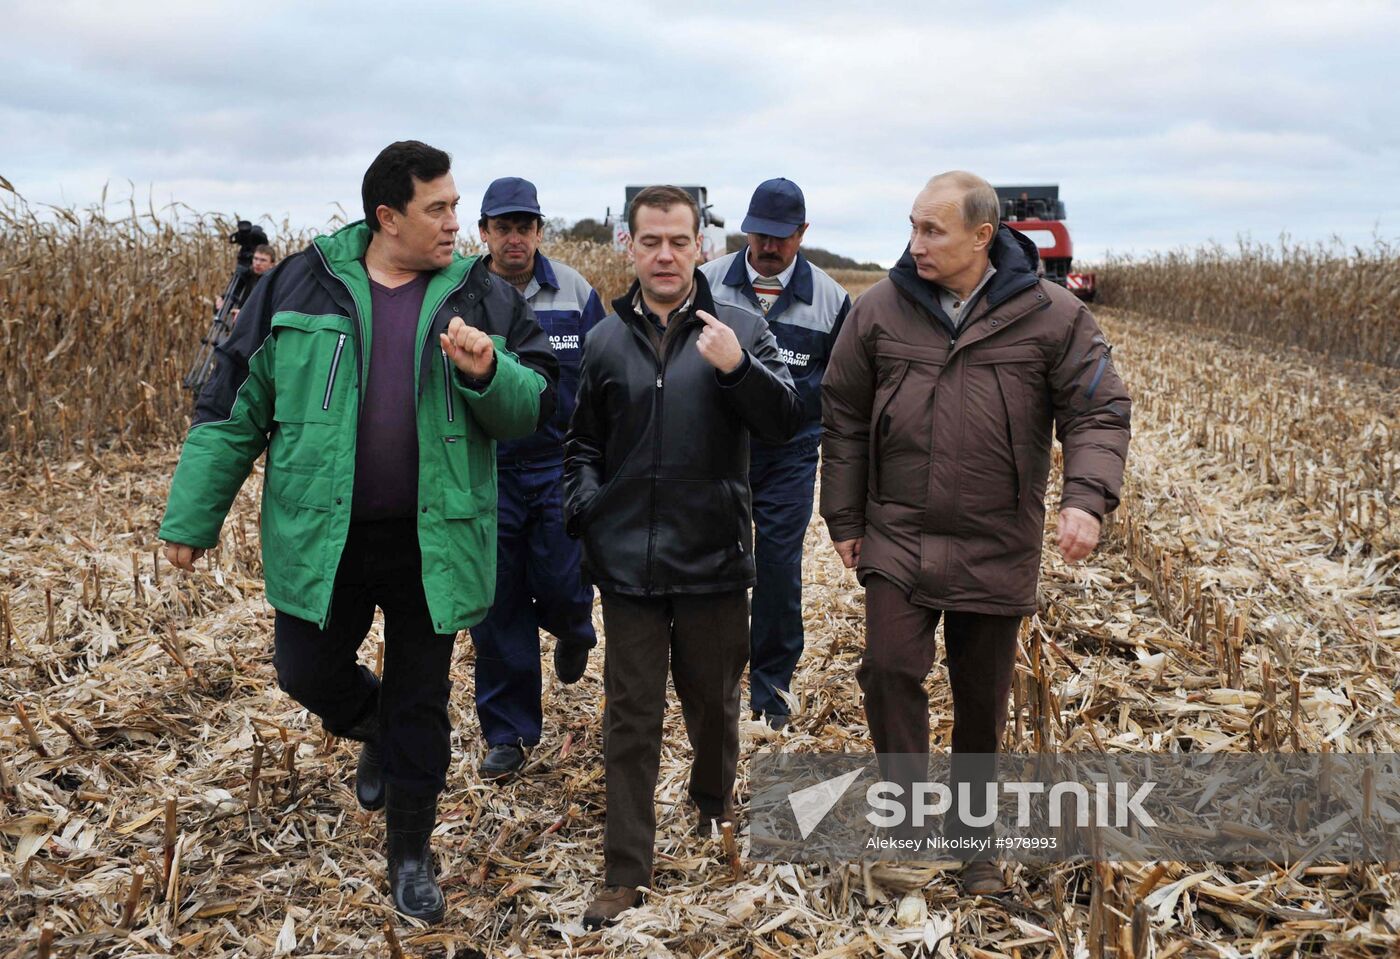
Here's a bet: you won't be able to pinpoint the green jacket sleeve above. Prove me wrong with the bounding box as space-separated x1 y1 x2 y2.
159 280 279 549
454 289 556 441
454 338 547 441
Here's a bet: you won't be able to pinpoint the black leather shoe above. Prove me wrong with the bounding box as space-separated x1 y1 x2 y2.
385 786 445 923
479 743 525 780
553 640 591 685
342 706 384 812
765 712 790 732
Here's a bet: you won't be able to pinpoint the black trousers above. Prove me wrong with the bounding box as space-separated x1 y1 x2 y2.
272 519 457 794
599 590 750 888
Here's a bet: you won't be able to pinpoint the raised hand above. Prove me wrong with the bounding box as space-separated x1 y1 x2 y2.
695 309 743 374
440 316 496 380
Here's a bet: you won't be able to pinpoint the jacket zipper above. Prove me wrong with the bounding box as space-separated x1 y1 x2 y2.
323 333 347 410
644 335 665 594
1086 352 1109 400
311 243 367 411
418 276 473 398
441 349 455 422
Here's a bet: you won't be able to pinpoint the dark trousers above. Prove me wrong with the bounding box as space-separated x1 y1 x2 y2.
860 575 1020 850
272 519 457 794
469 463 597 747
748 435 820 717
599 590 749 888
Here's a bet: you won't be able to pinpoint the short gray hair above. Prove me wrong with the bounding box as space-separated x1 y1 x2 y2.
926 171 1001 234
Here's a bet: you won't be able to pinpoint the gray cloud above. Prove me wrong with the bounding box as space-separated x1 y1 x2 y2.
3 0 1398 265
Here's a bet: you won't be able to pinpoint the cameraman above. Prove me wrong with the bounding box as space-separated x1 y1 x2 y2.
215 243 277 317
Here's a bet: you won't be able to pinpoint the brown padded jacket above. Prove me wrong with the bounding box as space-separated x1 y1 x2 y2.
820 225 1131 615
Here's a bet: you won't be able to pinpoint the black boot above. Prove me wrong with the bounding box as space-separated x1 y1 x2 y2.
386 786 445 923
342 706 384 812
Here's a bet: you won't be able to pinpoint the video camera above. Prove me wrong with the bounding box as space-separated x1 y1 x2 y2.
183 220 272 395
230 219 270 267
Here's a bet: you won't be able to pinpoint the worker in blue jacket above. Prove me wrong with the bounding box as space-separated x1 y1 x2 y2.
469 177 605 778
700 178 850 730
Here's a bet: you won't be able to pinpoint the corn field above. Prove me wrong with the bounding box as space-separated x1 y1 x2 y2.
2 195 1398 957
1095 238 1400 368
0 193 637 463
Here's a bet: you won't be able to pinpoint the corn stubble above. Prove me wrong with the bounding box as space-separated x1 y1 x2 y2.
1 194 1397 956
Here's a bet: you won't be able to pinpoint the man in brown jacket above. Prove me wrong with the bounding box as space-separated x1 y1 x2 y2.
821 171 1130 895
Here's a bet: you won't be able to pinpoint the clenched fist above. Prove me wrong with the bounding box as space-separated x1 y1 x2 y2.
695 309 743 374
164 542 208 572
440 316 496 381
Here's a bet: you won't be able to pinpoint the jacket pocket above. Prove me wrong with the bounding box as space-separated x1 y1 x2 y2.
271 311 356 424
576 475 618 532
441 350 456 424
869 359 910 501
728 481 750 557
994 365 1034 511
265 459 333 512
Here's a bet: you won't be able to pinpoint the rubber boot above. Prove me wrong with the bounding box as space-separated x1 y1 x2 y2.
385 786 445 923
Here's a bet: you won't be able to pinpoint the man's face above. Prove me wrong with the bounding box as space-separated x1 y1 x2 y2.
381 172 460 270
746 223 807 277
479 215 542 275
630 204 700 305
908 185 991 285
251 251 274 274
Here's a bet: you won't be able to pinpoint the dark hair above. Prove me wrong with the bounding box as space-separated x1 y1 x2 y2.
361 140 452 231
253 243 277 260
478 211 544 232
627 185 699 235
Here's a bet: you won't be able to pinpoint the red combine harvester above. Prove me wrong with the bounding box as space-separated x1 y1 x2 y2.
994 185 1096 301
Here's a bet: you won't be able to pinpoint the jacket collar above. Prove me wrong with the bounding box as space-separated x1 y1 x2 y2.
311 220 479 295
532 251 560 292
612 268 719 334
887 223 1040 334
722 249 813 317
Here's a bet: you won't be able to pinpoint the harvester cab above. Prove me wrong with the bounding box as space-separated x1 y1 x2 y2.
994 185 1096 301
607 186 728 262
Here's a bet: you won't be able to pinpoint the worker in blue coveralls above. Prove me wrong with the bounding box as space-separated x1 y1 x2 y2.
469 177 605 778
700 178 850 730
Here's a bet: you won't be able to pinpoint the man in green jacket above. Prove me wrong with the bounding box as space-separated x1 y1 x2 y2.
159 140 558 922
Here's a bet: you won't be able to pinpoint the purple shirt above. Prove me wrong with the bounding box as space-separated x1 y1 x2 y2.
352 273 428 520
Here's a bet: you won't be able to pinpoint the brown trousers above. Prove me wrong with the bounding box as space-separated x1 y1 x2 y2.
599 590 749 888
860 575 1020 848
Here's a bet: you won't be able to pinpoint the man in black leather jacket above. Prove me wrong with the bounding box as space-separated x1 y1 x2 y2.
564 185 801 927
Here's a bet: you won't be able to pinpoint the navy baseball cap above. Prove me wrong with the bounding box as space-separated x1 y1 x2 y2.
741 178 806 237
480 177 543 218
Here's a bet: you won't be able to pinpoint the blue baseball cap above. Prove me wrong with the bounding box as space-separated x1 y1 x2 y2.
741 178 806 238
480 177 543 218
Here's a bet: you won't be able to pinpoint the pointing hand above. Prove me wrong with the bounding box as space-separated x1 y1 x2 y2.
695 310 743 374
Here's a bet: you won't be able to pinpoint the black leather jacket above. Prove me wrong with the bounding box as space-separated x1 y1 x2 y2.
564 271 802 595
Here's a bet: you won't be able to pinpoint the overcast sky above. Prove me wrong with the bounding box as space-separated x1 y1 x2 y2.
4 0 1398 265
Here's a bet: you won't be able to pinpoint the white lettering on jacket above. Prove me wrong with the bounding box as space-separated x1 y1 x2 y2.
778 346 812 368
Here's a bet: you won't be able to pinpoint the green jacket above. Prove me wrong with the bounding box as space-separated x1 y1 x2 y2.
160 221 559 631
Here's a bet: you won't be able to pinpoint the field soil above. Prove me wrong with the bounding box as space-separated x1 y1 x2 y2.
1 307 1397 957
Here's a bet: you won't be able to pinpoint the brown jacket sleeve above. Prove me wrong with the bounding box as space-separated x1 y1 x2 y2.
819 298 874 541
1049 304 1132 520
